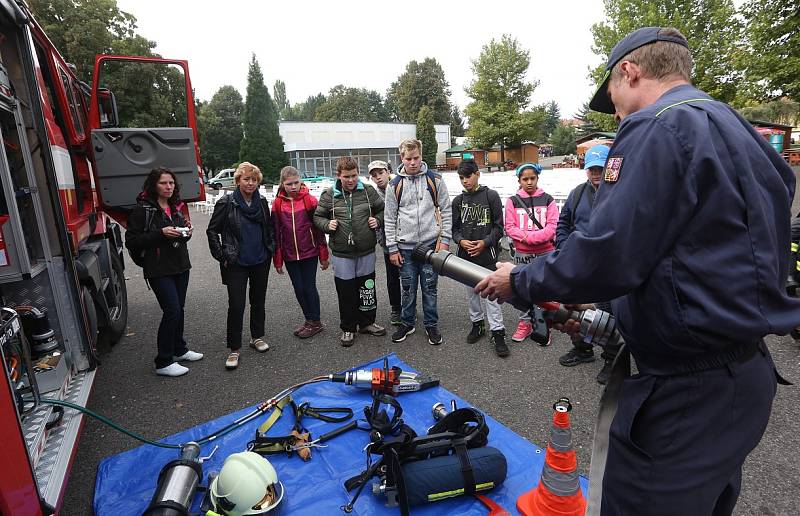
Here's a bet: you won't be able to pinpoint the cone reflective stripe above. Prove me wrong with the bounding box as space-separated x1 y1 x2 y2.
517 398 586 516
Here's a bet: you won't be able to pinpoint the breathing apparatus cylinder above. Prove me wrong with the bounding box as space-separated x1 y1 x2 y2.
372 447 508 507
143 442 202 516
412 246 624 349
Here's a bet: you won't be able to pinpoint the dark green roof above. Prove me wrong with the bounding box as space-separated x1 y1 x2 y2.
445 145 469 153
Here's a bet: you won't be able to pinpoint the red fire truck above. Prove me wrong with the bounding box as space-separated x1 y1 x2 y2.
0 2 203 514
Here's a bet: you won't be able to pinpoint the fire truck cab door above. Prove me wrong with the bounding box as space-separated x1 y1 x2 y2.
87 56 203 209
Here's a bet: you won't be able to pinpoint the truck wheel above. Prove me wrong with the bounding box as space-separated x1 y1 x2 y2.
98 249 128 348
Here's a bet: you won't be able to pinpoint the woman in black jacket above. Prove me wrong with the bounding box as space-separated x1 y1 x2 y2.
126 167 203 377
206 162 275 370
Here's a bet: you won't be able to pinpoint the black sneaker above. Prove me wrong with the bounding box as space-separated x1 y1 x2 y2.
391 325 416 342
466 320 485 344
596 359 614 385
559 348 596 367
425 326 443 345
390 310 402 326
491 330 509 357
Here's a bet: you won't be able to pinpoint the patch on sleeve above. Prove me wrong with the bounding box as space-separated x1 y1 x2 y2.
604 156 623 183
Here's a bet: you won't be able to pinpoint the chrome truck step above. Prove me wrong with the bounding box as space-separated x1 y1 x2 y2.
22 368 95 508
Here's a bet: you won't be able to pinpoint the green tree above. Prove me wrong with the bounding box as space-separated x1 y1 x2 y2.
542 101 561 142
273 80 290 120
590 0 745 105
30 0 155 83
739 98 800 126
416 106 438 166
449 104 465 144
740 0 800 102
240 55 286 183
314 85 390 122
198 86 244 172
30 0 194 130
286 93 326 121
575 100 618 135
464 35 542 160
386 58 452 123
551 124 578 155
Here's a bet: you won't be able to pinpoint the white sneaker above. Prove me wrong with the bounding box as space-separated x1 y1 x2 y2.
156 363 189 377
250 337 269 352
174 350 204 362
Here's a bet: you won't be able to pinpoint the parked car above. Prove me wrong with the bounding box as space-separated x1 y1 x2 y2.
208 168 235 190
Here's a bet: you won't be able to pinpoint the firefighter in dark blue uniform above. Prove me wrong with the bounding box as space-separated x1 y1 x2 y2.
476 27 800 515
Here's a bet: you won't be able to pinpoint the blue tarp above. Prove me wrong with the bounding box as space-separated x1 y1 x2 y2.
94 354 589 515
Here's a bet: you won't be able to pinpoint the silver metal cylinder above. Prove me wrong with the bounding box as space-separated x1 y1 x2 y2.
344 369 374 389
145 442 201 515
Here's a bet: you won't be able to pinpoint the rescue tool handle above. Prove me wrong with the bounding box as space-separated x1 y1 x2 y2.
318 420 358 443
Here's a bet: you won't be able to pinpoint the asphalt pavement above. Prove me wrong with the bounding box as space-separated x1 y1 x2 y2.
61 176 800 515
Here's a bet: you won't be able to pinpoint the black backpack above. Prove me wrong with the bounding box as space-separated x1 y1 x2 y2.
128 206 157 268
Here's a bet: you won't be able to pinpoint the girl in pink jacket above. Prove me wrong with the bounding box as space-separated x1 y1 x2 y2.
504 163 559 342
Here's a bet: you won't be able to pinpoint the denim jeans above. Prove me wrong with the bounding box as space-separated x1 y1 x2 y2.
399 246 438 328
285 257 321 321
148 270 190 368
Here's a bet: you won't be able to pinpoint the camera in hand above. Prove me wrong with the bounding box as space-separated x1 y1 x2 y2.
174 226 191 238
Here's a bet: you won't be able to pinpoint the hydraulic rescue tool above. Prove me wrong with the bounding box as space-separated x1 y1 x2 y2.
329 361 439 395
411 245 624 349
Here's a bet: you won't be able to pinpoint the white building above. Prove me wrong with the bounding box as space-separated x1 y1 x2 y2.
279 121 451 177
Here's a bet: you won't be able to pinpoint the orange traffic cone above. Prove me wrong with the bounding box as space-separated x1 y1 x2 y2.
517 397 586 516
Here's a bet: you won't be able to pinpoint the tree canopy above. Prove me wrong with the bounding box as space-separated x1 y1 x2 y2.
314 85 390 122
273 80 290 121
590 0 744 105
551 124 578 155
416 106 438 166
386 58 452 123
285 93 327 121
198 85 244 172
740 0 800 103
30 0 155 84
464 35 544 152
240 55 286 183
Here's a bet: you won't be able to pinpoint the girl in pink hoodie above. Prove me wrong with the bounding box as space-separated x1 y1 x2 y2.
504 163 559 342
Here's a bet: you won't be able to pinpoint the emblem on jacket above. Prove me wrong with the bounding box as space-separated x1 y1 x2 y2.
604 157 623 182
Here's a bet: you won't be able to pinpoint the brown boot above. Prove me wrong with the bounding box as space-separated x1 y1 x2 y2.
297 320 323 339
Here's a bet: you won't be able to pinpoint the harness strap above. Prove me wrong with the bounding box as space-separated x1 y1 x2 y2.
453 439 476 496
257 395 292 435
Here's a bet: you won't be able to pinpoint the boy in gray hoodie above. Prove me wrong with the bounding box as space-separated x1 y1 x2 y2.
384 139 452 344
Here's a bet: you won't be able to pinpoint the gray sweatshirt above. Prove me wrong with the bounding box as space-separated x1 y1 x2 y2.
384 162 452 253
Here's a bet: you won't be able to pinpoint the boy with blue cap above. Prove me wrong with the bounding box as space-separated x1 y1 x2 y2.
555 144 620 383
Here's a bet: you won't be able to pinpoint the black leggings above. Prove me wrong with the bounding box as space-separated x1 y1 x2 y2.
225 262 270 350
334 271 377 332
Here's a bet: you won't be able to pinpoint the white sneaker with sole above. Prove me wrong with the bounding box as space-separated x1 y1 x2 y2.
174 350 204 362
250 337 269 352
156 363 189 377
225 352 240 370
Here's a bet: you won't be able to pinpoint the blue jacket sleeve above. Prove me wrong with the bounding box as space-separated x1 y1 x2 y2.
510 116 695 305
555 189 575 249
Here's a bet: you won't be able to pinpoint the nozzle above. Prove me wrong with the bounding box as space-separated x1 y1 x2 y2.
431 402 448 421
411 245 493 288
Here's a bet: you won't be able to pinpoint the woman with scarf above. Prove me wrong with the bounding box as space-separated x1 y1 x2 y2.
126 167 203 377
207 162 275 370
